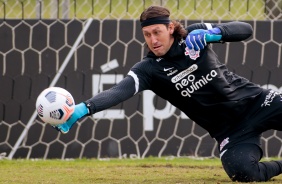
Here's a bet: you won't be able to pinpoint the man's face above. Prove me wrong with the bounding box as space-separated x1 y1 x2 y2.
142 23 174 56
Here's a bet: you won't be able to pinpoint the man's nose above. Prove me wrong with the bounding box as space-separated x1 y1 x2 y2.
151 35 158 44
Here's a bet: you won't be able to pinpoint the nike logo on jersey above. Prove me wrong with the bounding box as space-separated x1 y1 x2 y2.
156 58 163 62
178 39 185 45
164 67 174 71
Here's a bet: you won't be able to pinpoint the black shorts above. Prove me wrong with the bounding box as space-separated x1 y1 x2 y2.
219 89 282 156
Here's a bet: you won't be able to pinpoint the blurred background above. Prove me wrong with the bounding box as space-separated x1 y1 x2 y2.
0 0 282 160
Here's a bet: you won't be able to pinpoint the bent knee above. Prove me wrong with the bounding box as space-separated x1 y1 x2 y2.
221 144 263 182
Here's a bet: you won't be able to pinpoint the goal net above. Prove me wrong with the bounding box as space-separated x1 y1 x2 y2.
0 0 282 159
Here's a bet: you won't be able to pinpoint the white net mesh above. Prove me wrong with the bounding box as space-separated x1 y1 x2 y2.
0 0 281 159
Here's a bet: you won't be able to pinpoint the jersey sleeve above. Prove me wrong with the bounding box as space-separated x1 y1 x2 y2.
128 60 153 93
84 76 136 114
84 60 153 115
186 21 253 42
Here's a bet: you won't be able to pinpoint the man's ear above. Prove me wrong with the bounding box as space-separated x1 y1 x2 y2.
168 23 174 34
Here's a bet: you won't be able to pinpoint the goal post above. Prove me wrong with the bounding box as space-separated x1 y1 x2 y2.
0 0 282 160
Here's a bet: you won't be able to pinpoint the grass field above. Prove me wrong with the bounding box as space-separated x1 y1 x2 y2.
1 157 282 184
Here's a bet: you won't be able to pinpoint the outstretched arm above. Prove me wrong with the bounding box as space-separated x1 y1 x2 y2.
85 75 136 114
185 21 253 50
53 76 137 133
53 59 153 133
187 21 253 42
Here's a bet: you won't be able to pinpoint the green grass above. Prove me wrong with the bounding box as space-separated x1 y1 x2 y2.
0 157 282 184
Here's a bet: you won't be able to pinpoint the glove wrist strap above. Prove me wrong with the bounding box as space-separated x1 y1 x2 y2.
83 101 96 115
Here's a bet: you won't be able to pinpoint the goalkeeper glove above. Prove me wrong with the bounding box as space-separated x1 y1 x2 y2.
185 27 222 51
52 102 88 134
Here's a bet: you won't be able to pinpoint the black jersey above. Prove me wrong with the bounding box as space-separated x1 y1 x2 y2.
85 21 263 140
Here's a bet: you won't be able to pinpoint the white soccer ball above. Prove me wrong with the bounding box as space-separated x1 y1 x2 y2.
36 87 75 125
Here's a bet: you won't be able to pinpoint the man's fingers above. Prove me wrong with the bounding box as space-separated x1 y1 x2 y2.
186 36 194 50
192 35 201 51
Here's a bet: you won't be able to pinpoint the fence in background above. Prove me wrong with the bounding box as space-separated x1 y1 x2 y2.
0 0 282 159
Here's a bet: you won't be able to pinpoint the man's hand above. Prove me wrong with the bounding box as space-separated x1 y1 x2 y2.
52 102 89 134
186 28 222 51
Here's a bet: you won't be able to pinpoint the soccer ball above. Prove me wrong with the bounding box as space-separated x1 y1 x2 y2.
36 87 75 125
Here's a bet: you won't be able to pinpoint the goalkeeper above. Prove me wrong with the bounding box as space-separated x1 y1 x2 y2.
53 6 282 182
